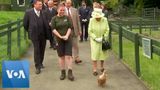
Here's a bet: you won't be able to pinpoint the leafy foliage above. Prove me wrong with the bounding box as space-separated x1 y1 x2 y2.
143 0 160 8
123 0 134 6
104 0 120 8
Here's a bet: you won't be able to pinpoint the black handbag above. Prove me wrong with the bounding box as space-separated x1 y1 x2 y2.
102 37 111 51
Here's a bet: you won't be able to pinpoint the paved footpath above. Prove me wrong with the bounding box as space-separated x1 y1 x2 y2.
3 41 149 90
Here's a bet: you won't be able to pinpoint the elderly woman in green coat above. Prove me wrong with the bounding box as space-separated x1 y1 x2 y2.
88 8 109 76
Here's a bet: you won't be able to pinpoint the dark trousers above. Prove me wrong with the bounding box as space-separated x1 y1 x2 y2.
80 22 89 41
32 37 46 69
49 34 56 47
48 28 56 47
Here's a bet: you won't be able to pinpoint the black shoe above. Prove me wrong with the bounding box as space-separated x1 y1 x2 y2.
60 69 66 80
79 40 83 42
75 60 82 64
93 71 98 76
35 68 41 74
53 45 57 50
68 69 74 81
40 65 45 69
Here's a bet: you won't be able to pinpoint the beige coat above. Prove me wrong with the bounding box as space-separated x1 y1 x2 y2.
65 7 81 37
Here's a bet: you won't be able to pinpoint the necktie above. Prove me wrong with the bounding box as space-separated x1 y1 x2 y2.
67 8 71 18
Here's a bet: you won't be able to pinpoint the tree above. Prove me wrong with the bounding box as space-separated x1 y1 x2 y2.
143 0 160 8
104 0 120 8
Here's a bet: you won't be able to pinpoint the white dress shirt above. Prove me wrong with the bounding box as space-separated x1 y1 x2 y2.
34 8 40 17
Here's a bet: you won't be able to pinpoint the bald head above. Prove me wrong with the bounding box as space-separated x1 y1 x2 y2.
65 0 72 8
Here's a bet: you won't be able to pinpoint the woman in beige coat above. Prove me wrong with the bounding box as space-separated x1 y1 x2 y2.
88 8 109 76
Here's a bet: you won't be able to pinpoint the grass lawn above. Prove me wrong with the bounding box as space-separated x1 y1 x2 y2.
112 32 160 90
0 0 10 4
0 11 24 24
131 28 160 40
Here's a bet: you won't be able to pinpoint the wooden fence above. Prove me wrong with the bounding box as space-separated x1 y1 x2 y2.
109 21 160 76
142 8 160 20
115 18 160 34
0 19 28 60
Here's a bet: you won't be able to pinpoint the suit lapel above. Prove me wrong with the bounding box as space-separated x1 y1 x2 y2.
31 9 38 30
31 9 37 21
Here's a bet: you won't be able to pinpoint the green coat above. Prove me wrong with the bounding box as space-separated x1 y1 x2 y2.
88 17 109 60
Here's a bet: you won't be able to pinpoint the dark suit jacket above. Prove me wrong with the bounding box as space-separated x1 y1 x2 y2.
44 8 57 24
78 6 91 23
23 8 49 41
43 8 57 39
42 3 48 10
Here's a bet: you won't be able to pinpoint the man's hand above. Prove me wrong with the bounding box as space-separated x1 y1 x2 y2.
49 22 51 26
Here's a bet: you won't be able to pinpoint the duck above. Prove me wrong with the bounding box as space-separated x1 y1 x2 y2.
97 70 107 87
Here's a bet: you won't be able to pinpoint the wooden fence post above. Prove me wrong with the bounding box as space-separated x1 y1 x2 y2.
17 18 21 54
119 25 123 59
24 29 27 40
7 21 12 59
109 23 112 49
134 33 141 77
139 19 142 34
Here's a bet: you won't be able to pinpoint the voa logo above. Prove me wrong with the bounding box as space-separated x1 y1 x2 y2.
6 70 26 79
2 60 29 88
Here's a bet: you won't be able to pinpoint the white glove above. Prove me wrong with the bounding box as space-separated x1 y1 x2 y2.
95 37 102 43
62 36 68 40
84 19 87 22
82 19 85 22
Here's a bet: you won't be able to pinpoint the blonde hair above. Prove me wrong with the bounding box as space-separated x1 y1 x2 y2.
57 2 65 10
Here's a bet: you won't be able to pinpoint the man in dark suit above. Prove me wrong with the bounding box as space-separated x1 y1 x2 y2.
42 0 48 10
44 0 57 49
78 1 91 42
23 0 48 74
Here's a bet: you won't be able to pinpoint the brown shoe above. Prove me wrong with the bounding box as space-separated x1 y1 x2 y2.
60 69 66 80
68 69 74 81
101 68 105 73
